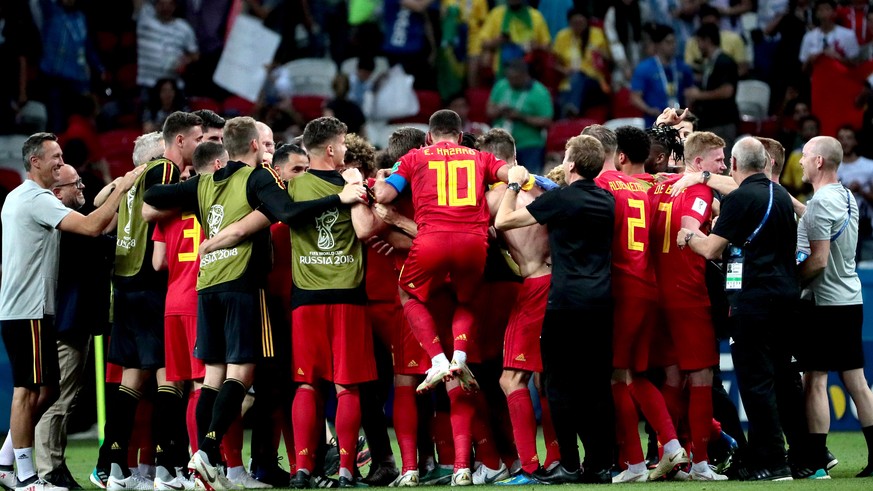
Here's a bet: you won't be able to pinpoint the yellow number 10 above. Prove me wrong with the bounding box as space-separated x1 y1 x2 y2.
428 160 477 207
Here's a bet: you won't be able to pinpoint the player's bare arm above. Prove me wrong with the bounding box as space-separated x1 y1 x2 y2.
373 203 418 238
152 240 168 272
678 227 729 260
495 166 537 231
342 168 387 239
373 179 399 204
799 239 830 285
671 170 738 197
199 210 271 255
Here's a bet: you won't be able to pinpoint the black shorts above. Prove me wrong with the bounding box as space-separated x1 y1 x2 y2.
1 317 60 387
800 303 864 372
195 290 270 365
108 288 166 370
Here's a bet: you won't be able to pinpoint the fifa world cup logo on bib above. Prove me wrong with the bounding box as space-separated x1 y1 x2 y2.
123 187 136 235
315 208 339 250
206 205 225 238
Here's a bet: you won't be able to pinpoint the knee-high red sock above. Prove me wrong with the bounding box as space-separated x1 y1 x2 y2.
127 447 139 469
292 387 319 473
448 387 474 471
450 305 474 355
661 384 686 430
507 389 539 473
394 386 419 472
336 389 362 477
612 383 644 465
688 386 712 463
539 395 560 469
471 392 500 469
432 410 454 465
187 389 201 453
221 415 243 468
403 298 443 359
630 378 678 443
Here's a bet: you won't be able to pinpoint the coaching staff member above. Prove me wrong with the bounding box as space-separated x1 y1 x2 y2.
495 134 615 484
678 136 807 481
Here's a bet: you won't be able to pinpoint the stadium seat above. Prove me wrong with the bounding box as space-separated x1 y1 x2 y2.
736 79 771 119
272 57 338 98
603 117 646 131
610 86 644 119
466 87 491 124
546 118 601 153
189 96 222 113
98 128 141 178
390 90 443 125
222 95 256 117
291 95 327 122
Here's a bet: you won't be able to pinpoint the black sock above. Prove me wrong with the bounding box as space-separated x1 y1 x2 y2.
808 433 827 464
153 385 185 471
107 386 142 475
863 426 873 465
200 379 247 464
196 386 219 446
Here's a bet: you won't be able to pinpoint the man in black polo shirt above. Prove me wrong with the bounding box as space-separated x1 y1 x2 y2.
495 134 615 484
678 137 808 481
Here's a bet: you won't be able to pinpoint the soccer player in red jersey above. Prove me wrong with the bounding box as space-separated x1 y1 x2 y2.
373 110 510 485
583 125 687 483
648 131 727 480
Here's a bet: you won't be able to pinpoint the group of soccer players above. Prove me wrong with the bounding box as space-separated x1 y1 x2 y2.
57 104 799 491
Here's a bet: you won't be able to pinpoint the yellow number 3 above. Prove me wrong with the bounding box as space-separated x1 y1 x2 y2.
429 160 477 207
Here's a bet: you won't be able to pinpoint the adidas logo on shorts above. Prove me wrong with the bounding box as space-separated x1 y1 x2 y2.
515 353 526 362
297 368 304 375
407 360 418 367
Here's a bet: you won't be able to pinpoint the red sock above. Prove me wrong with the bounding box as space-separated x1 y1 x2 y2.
688 386 712 463
336 389 362 476
394 386 419 472
448 387 474 471
187 389 201 452
403 298 443 359
139 446 154 467
432 410 455 465
292 387 319 473
450 305 473 354
710 418 723 441
507 389 539 473
612 383 644 465
661 384 686 430
471 392 501 470
127 447 138 469
222 415 244 468
539 395 560 469
630 378 678 443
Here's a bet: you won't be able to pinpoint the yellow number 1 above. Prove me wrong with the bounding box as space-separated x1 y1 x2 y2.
429 160 476 207
627 198 645 252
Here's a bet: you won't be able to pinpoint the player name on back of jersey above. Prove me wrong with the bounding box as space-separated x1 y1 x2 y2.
651 181 684 196
423 146 477 157
606 180 649 193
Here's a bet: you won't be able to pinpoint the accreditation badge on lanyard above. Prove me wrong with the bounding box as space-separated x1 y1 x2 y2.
656 57 679 108
725 182 774 291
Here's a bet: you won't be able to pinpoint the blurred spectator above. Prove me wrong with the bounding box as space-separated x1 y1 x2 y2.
134 0 199 101
438 0 489 95
348 0 383 60
553 8 612 118
179 0 232 99
835 125 873 260
446 92 491 135
776 98 811 152
684 4 749 77
684 23 739 152
248 0 317 64
604 0 644 88
487 59 554 173
630 24 694 126
800 0 859 72
538 0 574 40
0 2 40 135
641 0 698 56
708 0 754 34
324 73 366 136
348 55 377 109
781 113 820 200
836 0 873 61
308 0 350 63
760 0 811 106
142 78 189 133
382 0 437 90
476 0 551 81
59 95 104 165
38 0 106 134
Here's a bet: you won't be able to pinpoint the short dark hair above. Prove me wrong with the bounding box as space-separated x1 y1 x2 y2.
814 0 836 10
273 143 307 167
303 116 348 151
477 128 516 162
193 109 225 130
428 110 463 137
698 3 720 20
387 127 426 161
566 7 587 21
22 132 58 171
647 23 674 44
682 110 699 131
358 56 376 72
565 135 605 179
581 124 617 155
798 114 821 129
193 141 227 172
615 126 651 164
695 22 721 46
162 111 203 146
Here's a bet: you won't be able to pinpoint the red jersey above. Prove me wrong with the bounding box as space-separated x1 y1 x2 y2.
595 170 655 292
648 175 713 308
267 222 292 301
152 213 202 316
631 173 656 189
393 142 504 235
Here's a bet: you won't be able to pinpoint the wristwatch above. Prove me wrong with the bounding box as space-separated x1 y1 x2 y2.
702 170 711 184
507 182 522 193
685 232 696 244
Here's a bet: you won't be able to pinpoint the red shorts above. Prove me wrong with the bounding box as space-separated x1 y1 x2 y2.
368 301 399 350
502 275 549 372
663 306 718 371
399 232 487 303
105 361 123 384
613 296 657 373
165 315 205 382
292 304 377 385
647 309 676 368
471 281 520 363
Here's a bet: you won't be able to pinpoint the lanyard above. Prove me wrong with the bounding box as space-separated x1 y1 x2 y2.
702 49 721 88
831 187 853 242
745 181 773 246
654 56 677 98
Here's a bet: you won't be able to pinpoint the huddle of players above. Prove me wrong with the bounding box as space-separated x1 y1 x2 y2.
87 105 741 491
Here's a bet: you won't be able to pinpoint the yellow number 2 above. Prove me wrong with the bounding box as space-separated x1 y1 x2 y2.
428 160 476 207
627 198 645 252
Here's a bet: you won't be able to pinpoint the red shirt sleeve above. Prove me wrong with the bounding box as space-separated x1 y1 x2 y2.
679 184 713 225
394 151 417 182
152 220 166 242
481 151 505 185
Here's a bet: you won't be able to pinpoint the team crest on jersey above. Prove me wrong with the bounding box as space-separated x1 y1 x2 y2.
206 205 225 238
315 208 339 250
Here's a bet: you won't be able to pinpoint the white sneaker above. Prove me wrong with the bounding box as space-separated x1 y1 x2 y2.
107 474 153 491
448 359 479 392
227 472 272 489
648 447 689 481
672 470 691 481
450 468 472 487
389 470 419 487
0 468 17 490
612 468 648 483
416 358 451 393
14 478 67 491
175 469 196 490
471 462 508 485
192 451 234 491
690 465 728 481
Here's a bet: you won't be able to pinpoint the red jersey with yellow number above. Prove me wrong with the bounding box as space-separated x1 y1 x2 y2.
595 170 656 296
152 213 202 316
394 142 504 235
648 174 713 308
